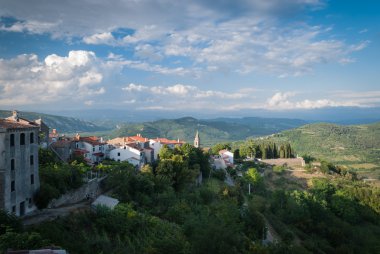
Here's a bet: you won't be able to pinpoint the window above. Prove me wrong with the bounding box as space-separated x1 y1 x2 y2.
93 147 95 152
30 155 34 165
30 132 34 144
29 198 32 205
12 206 16 213
30 174 34 185
118 152 120 156
11 159 15 170
11 181 15 192
20 133 25 145
10 134 15 147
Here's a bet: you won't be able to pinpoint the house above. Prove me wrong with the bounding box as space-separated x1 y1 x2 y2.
219 149 234 167
108 143 145 167
74 134 106 165
49 128 60 144
149 137 185 160
107 134 154 163
0 111 41 216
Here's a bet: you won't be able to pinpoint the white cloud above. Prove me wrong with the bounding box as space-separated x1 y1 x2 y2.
122 83 249 99
0 51 107 106
83 32 117 45
134 44 163 62
122 83 148 92
265 92 360 110
0 19 58 34
123 99 136 104
0 0 366 77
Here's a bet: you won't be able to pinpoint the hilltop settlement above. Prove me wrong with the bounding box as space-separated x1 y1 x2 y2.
1 110 379 254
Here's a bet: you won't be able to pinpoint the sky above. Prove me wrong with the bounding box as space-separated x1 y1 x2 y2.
0 0 379 117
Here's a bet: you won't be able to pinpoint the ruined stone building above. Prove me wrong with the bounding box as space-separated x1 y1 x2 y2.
0 111 41 216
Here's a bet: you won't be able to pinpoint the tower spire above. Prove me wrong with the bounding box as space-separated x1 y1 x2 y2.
194 130 200 148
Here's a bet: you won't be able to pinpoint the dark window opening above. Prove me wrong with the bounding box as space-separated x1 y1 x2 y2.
30 132 34 144
31 174 34 185
11 159 15 170
12 206 16 213
11 181 15 192
117 152 120 156
10 134 15 147
30 155 34 165
20 133 25 145
93 147 95 152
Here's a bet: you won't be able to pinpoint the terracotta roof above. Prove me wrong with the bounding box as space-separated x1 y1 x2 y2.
93 152 104 157
0 118 39 129
129 135 149 143
79 136 105 146
152 138 185 145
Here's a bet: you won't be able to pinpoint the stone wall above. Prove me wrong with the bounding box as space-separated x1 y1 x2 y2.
47 176 106 208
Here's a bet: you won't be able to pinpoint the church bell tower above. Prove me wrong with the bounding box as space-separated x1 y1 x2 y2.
194 130 200 148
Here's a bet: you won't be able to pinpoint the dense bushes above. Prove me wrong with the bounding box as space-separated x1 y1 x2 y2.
35 149 89 208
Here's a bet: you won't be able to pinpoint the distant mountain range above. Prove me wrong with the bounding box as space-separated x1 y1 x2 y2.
0 110 110 133
113 116 308 146
42 107 380 125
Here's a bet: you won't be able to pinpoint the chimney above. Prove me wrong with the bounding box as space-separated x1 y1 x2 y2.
12 110 19 122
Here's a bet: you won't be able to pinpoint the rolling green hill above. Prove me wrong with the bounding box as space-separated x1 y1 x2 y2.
267 122 380 178
113 116 307 146
0 110 111 133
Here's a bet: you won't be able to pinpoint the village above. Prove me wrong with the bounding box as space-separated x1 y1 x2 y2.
1 110 306 216
0 110 244 218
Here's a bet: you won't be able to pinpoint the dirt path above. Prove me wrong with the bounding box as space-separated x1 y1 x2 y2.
22 200 90 226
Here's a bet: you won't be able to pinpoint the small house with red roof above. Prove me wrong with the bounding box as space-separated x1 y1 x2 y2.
74 134 106 165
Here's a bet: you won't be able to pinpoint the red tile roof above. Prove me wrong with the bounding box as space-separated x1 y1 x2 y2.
152 138 185 145
79 136 105 146
128 135 149 143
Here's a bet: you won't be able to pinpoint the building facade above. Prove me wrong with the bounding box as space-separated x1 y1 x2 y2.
0 111 40 216
74 135 106 165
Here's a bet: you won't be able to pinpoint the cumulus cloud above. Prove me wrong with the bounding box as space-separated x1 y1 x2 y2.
0 19 58 34
0 51 107 106
0 0 367 76
83 32 117 45
119 83 377 111
265 92 359 110
122 83 248 99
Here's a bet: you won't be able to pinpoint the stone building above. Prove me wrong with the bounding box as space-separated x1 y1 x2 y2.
0 111 40 216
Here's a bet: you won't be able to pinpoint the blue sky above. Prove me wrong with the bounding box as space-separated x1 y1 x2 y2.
0 0 379 115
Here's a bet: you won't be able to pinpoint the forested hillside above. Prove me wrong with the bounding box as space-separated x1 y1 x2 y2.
114 117 307 145
266 122 380 178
